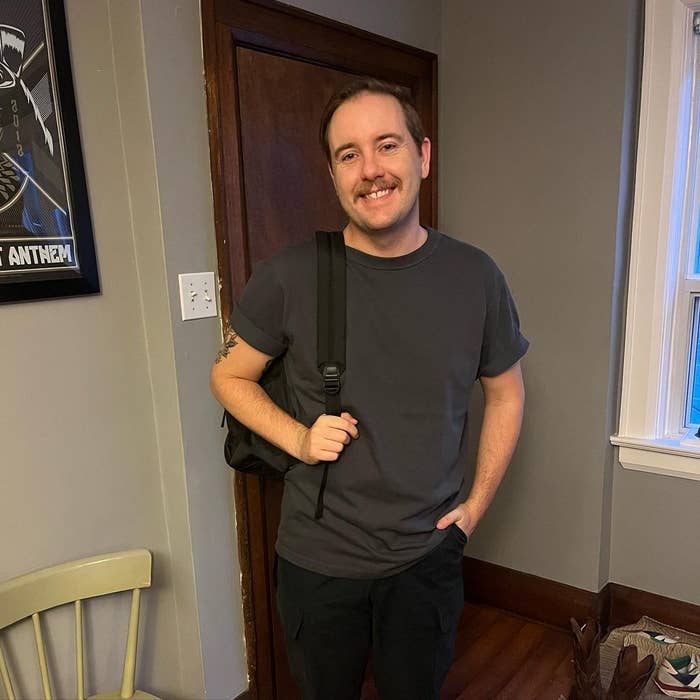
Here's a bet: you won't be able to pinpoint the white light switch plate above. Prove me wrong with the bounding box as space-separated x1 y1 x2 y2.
178 272 217 320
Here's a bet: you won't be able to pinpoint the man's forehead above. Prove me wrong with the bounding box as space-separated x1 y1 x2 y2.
328 92 408 143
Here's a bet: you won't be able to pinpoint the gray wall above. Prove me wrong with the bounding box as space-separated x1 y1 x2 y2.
611 469 700 603
281 0 440 53
441 0 700 605
0 2 208 698
440 0 626 592
136 2 247 695
0 1 243 698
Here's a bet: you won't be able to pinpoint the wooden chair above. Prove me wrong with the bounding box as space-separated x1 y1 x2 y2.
0 549 160 700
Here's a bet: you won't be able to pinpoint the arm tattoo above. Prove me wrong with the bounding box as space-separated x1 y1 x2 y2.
215 328 239 364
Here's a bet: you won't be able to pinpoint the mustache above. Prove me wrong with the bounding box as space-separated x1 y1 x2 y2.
355 178 399 198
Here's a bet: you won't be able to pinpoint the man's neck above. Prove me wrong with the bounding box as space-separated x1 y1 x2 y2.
343 223 428 258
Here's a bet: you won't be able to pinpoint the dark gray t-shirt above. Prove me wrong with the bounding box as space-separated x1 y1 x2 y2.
231 227 528 578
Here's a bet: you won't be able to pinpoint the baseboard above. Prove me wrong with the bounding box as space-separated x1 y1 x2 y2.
461 556 602 630
462 556 700 635
608 582 700 635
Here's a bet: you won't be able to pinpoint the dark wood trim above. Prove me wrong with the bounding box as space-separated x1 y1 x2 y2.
203 2 259 696
608 582 700 636
462 556 700 637
461 556 601 631
230 474 259 700
212 0 434 82
220 0 437 64
202 0 230 321
431 56 439 227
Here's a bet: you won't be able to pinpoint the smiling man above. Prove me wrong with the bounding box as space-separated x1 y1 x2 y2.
210 78 528 700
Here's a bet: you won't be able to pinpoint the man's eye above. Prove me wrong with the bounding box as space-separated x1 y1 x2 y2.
340 152 357 162
380 143 398 152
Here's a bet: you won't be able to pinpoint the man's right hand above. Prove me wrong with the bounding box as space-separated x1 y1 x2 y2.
298 412 359 465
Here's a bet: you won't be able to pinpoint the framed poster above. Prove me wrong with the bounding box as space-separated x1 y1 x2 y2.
0 0 99 303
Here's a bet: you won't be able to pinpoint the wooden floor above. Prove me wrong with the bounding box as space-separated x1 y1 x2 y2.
360 601 575 700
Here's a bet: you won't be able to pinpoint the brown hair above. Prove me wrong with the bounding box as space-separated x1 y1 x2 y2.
319 77 425 163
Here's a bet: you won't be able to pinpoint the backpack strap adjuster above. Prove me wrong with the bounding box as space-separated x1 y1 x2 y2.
322 363 341 395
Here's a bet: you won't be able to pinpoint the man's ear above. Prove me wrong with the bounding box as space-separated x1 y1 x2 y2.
420 138 431 180
328 162 338 191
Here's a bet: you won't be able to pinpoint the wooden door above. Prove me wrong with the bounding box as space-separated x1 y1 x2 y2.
202 2 437 698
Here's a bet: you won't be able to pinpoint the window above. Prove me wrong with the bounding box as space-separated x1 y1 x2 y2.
612 0 700 480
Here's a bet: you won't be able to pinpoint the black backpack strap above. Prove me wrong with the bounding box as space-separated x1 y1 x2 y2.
315 230 346 519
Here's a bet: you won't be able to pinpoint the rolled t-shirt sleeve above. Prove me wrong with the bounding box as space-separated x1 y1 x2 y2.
230 258 287 357
477 263 529 378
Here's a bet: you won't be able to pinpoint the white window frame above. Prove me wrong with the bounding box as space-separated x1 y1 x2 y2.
611 0 700 481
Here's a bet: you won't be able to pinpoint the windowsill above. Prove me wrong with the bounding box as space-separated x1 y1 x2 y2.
610 434 700 481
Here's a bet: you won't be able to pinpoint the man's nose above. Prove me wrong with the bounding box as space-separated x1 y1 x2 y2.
360 151 384 180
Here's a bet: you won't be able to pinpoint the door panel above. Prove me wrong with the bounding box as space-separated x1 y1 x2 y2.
237 48 349 262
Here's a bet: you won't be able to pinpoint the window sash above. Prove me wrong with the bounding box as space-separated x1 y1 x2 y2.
613 0 700 479
668 14 700 434
684 296 700 424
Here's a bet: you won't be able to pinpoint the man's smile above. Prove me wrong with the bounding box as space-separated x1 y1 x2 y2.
366 188 392 200
356 182 399 203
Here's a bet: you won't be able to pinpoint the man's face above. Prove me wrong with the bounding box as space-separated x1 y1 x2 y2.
326 92 430 236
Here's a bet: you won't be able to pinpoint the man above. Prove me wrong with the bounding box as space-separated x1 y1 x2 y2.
210 78 528 700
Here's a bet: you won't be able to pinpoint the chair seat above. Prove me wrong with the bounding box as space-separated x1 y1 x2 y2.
88 691 162 700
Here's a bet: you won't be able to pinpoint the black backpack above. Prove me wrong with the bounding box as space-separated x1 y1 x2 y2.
222 230 346 519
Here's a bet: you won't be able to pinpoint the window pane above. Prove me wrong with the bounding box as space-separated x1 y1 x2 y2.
687 297 700 424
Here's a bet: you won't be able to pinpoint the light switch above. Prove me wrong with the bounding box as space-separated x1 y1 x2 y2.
178 272 218 320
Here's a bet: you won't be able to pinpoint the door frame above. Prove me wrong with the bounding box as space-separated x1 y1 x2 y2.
201 2 437 697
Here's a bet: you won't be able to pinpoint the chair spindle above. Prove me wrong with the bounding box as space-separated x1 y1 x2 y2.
0 643 16 700
75 600 85 700
31 612 52 700
120 588 140 699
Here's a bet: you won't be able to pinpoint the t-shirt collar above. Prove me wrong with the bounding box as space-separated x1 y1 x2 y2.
344 227 441 270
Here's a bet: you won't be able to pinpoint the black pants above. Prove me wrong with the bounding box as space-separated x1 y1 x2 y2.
276 524 466 700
